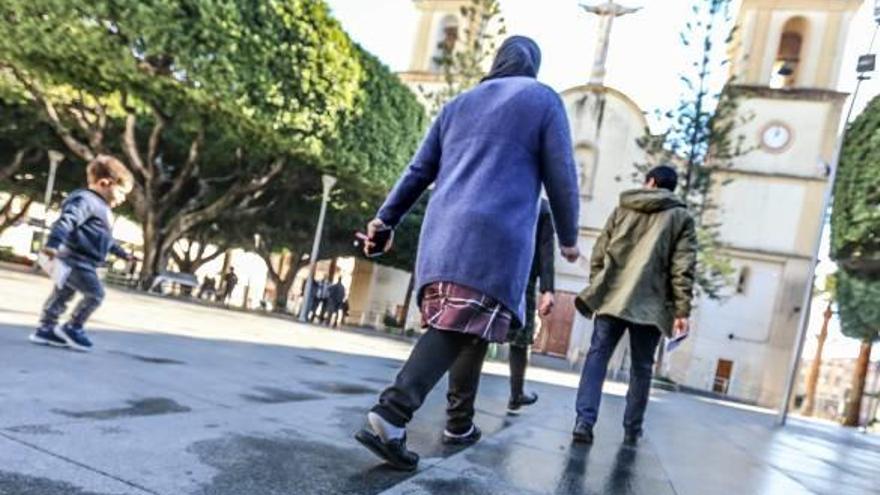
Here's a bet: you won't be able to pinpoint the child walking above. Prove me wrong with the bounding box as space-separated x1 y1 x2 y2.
30 155 134 351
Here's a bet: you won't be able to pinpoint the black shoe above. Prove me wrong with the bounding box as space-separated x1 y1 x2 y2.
442 425 482 446
572 421 594 444
355 428 419 471
623 431 641 446
508 392 539 412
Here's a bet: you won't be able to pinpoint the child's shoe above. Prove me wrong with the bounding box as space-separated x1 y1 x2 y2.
29 327 68 347
54 325 93 352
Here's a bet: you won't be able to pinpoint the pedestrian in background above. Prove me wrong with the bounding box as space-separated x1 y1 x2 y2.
507 198 556 413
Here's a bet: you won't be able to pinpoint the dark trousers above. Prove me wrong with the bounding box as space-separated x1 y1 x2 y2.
39 265 105 332
575 315 661 434
509 344 529 398
372 328 488 434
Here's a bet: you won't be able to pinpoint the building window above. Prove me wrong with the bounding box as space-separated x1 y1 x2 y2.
431 15 459 71
770 17 806 89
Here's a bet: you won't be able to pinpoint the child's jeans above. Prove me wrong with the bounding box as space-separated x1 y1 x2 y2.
39 264 105 331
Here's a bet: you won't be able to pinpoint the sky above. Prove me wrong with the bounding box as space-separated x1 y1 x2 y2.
326 0 880 362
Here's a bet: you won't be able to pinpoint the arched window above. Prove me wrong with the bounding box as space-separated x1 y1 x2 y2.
431 15 459 71
771 17 806 89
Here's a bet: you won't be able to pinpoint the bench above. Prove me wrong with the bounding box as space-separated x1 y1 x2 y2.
149 271 199 296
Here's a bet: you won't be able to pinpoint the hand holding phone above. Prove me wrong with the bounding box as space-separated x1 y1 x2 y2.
358 218 394 258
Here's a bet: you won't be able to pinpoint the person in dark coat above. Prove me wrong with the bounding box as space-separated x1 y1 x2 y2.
221 268 238 304
507 198 556 412
324 277 346 327
354 36 581 471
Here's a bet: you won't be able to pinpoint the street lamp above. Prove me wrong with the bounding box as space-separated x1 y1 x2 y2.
298 174 337 322
40 150 64 246
776 16 880 426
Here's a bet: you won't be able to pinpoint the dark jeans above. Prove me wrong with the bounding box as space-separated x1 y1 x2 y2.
39 265 105 332
372 328 489 434
575 315 661 434
509 344 529 398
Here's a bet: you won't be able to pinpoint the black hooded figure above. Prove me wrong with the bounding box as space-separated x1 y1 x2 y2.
354 35 581 471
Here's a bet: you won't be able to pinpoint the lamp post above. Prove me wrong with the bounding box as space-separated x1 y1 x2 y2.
39 150 64 246
776 17 880 426
298 174 337 322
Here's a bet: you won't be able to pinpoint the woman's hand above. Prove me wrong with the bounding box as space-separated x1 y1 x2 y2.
365 218 394 255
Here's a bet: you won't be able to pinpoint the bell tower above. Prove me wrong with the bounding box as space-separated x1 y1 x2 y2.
732 0 861 89
398 0 470 88
667 0 865 407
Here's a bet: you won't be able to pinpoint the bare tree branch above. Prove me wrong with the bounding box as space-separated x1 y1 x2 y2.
146 110 166 177
123 112 149 181
0 150 27 182
165 127 203 203
5 65 94 161
0 195 34 234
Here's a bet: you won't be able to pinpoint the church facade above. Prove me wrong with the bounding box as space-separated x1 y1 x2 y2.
395 0 861 408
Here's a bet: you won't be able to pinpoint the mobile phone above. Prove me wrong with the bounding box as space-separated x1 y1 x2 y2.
355 227 392 258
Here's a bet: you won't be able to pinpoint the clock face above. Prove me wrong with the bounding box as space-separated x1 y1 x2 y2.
761 123 792 151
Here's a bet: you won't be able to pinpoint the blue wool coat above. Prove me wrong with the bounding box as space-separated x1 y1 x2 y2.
377 44 579 325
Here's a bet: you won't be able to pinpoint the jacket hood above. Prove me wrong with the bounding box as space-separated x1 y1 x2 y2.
482 36 541 82
619 188 686 213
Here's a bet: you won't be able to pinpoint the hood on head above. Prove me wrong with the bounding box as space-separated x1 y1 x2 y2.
482 35 541 82
619 188 686 213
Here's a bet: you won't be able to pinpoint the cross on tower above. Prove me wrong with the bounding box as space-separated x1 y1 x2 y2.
581 1 641 86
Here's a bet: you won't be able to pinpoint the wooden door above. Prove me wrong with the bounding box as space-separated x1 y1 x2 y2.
533 291 576 357
713 359 734 394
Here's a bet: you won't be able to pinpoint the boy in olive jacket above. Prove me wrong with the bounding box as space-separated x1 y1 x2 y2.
572 165 697 445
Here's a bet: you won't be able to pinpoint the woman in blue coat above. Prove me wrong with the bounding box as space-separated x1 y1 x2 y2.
356 36 581 471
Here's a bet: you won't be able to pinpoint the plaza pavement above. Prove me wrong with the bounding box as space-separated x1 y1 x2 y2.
1 266 878 495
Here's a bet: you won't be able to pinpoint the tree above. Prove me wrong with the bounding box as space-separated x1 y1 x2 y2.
800 273 837 417
831 94 880 427
0 92 83 235
421 0 507 117
635 0 749 300
835 270 880 426
832 95 880 276
0 0 363 283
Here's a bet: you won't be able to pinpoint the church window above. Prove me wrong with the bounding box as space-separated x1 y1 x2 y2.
431 15 459 71
770 17 806 89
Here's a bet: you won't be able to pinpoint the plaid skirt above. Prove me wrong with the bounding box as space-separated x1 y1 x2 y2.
421 281 513 343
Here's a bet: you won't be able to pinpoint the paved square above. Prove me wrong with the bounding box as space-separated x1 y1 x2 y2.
1 267 877 494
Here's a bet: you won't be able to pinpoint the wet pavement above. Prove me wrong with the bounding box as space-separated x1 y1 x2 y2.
1 267 878 495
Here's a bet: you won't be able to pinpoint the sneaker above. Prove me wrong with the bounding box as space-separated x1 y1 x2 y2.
572 420 594 444
623 430 641 446
29 327 68 347
508 392 539 412
54 325 92 352
354 428 419 471
442 424 482 446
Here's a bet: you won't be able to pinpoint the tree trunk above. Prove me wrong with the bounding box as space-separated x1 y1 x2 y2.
139 214 171 288
0 195 33 235
801 302 833 417
274 276 296 313
842 340 873 427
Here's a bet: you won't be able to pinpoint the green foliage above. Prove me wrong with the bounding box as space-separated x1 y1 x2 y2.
421 0 506 117
325 46 426 187
836 270 880 343
635 0 746 300
832 94 880 273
